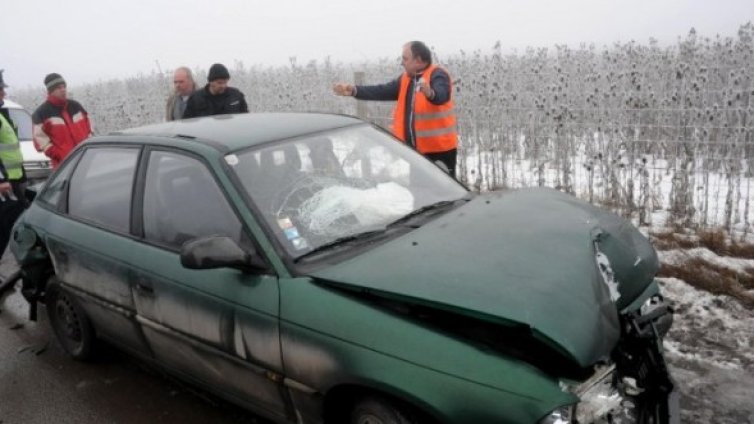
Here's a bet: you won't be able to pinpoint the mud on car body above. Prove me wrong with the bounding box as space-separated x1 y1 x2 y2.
11 113 678 423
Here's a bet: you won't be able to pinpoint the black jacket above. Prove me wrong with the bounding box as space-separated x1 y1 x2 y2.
354 67 451 148
183 85 248 118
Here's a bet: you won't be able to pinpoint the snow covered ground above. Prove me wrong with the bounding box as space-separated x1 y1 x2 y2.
658 256 754 422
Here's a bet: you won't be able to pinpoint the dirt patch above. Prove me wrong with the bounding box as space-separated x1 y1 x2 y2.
652 227 754 307
658 257 754 308
651 229 754 259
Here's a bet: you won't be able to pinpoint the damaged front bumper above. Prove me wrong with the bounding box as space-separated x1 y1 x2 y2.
9 224 53 321
540 289 680 424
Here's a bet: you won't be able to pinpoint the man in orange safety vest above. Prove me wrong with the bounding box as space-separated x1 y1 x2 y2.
334 41 458 177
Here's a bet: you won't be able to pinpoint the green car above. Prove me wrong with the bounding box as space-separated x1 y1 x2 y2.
10 113 678 424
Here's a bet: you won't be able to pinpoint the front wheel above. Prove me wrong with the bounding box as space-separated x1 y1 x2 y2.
350 396 416 424
46 281 95 360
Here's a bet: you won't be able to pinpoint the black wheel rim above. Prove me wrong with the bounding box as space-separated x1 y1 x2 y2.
357 415 384 424
55 293 83 343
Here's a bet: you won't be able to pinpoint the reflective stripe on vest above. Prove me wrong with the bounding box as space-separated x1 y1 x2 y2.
416 124 458 138
414 110 455 121
393 64 458 154
0 113 24 179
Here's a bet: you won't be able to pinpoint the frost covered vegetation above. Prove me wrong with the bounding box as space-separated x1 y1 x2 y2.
13 23 754 232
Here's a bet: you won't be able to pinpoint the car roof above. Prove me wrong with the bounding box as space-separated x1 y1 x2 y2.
1 99 25 110
112 112 365 152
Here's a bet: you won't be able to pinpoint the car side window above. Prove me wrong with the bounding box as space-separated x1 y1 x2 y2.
38 150 79 207
143 151 242 249
67 147 139 233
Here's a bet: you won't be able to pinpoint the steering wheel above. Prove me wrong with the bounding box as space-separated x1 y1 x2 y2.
273 173 325 220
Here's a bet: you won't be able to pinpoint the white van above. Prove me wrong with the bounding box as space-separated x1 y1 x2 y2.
2 99 51 182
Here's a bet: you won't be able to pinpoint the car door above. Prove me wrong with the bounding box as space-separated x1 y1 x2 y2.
41 145 151 356
131 149 289 420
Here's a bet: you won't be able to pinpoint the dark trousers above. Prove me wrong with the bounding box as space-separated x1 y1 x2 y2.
0 183 27 259
424 149 457 178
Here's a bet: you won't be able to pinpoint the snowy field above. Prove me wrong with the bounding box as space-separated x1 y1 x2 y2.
11 23 754 234
464 145 754 234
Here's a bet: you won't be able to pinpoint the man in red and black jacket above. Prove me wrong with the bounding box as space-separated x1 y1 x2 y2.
32 73 92 168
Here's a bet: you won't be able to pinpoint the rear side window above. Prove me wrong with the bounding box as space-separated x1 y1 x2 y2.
68 147 139 233
37 150 79 207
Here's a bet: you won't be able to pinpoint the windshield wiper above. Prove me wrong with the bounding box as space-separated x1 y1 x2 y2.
387 198 467 229
294 229 386 263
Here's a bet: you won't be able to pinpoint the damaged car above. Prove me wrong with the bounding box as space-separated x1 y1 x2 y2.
10 112 678 423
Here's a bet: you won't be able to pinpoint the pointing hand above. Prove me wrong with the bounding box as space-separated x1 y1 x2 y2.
333 83 354 96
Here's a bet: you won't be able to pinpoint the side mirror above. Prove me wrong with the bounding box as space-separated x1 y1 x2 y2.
180 236 266 272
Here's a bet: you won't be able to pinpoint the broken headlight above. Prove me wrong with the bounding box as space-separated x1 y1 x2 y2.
572 364 637 423
551 295 678 424
538 407 572 424
550 364 652 423
638 294 673 337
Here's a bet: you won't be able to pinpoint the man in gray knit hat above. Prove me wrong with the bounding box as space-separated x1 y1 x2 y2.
32 73 92 168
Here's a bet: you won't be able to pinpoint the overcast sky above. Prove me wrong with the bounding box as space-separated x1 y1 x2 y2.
1 0 752 91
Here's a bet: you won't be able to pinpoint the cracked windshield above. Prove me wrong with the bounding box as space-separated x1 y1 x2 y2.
228 125 467 257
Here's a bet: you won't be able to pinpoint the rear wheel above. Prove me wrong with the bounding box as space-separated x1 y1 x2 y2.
350 396 416 424
46 282 95 360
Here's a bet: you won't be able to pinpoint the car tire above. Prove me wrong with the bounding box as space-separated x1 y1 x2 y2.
46 281 95 360
350 396 416 424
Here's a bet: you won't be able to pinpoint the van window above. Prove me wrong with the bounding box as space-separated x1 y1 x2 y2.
7 108 32 140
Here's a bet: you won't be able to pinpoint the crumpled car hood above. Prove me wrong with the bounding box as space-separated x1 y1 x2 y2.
310 188 659 368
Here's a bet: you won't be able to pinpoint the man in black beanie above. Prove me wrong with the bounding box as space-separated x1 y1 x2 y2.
182 63 248 118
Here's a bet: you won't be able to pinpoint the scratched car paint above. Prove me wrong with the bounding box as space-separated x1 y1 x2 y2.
10 113 678 423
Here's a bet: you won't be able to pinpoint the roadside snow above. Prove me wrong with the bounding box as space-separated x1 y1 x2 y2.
658 276 754 423
660 277 754 368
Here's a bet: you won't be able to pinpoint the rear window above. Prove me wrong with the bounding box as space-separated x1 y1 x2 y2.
7 108 33 140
